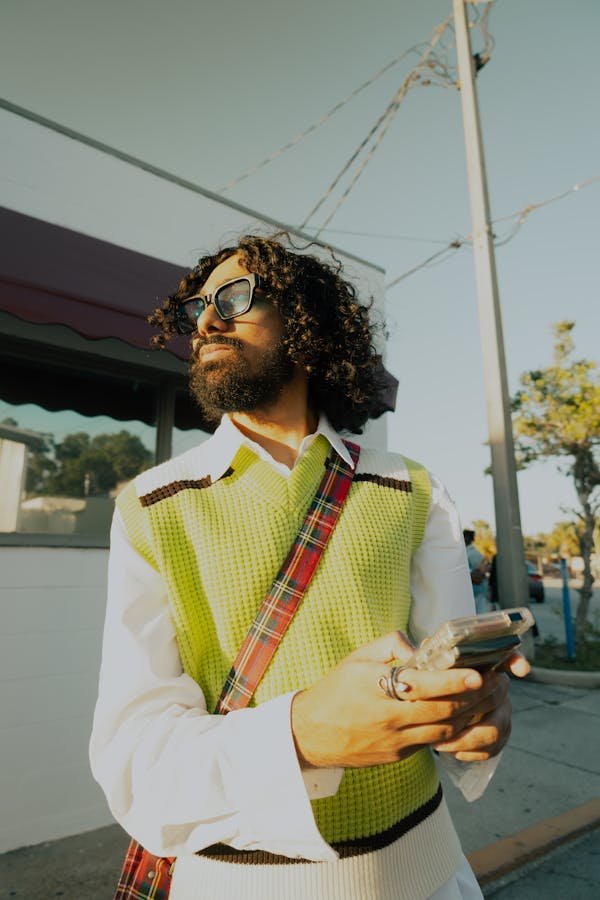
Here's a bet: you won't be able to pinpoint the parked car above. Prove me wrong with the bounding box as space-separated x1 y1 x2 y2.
526 561 545 603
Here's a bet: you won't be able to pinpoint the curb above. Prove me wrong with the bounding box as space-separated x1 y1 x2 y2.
527 665 600 688
467 797 600 886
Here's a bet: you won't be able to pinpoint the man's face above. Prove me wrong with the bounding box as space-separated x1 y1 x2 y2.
188 253 296 418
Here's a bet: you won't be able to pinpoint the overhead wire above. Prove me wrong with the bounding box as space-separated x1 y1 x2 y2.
385 176 600 290
216 47 423 194
300 2 497 237
299 13 455 236
298 226 450 244
217 3 497 235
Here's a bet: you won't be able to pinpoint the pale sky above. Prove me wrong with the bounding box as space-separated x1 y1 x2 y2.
1 0 598 535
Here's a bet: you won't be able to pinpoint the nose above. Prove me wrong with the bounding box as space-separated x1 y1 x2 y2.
195 301 229 337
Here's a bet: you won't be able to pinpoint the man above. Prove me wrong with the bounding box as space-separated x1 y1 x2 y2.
463 529 490 614
91 235 529 899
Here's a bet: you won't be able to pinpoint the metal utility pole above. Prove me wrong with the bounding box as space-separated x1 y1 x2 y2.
452 0 530 618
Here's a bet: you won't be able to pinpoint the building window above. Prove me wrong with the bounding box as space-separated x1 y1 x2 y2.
0 403 156 540
0 330 213 545
0 342 163 545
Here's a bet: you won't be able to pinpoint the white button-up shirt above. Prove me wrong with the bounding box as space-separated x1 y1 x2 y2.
90 415 497 865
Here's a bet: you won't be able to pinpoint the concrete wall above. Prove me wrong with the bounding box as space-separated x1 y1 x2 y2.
0 547 114 853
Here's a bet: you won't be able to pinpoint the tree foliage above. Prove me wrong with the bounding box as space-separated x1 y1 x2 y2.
546 520 585 559
21 429 153 497
471 519 497 559
512 321 600 637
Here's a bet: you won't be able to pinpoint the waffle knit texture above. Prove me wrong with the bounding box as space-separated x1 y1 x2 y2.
117 436 440 846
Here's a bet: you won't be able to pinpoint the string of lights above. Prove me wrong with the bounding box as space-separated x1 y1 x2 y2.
385 175 600 291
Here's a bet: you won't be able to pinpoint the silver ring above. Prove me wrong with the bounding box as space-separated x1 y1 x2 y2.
378 666 411 700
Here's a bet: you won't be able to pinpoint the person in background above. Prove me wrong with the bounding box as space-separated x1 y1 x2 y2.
463 528 490 614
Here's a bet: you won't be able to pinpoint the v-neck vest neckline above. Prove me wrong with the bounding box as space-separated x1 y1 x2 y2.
223 435 332 514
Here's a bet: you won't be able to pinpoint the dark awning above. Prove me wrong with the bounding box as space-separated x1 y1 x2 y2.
0 206 398 419
0 206 191 359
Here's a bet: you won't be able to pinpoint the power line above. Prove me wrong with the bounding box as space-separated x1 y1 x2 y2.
385 175 600 291
216 47 421 195
301 226 450 244
218 0 496 197
299 2 497 237
300 14 455 236
386 241 464 289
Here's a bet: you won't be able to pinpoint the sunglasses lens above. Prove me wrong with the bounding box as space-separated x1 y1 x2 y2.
215 279 252 319
177 298 206 333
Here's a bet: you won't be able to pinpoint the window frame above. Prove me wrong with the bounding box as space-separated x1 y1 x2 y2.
0 313 202 548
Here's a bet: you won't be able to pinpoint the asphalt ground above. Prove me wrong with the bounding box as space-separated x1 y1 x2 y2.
482 828 600 899
2 578 598 899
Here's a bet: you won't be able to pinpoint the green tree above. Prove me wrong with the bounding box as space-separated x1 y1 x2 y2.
523 531 549 561
10 427 153 498
512 322 600 639
48 430 153 496
471 519 496 559
1 417 57 494
25 437 57 494
546 520 583 560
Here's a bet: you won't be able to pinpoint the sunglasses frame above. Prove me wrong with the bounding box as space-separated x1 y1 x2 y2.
176 273 266 334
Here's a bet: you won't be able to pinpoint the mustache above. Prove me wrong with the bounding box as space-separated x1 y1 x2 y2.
193 335 244 354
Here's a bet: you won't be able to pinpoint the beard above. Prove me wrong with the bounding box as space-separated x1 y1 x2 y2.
189 335 296 422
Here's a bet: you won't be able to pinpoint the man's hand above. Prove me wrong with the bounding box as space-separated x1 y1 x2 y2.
291 633 529 769
432 652 530 762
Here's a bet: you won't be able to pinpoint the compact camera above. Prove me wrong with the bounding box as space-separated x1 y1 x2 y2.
407 607 535 672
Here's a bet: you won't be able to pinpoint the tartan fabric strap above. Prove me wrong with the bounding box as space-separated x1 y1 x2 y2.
216 440 360 713
114 440 360 900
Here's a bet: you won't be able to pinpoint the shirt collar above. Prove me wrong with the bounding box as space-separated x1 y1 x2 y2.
203 413 355 483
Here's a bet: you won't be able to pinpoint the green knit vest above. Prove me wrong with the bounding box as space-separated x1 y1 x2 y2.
117 436 440 844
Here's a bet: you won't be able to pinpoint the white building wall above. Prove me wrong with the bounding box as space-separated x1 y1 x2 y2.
0 547 114 852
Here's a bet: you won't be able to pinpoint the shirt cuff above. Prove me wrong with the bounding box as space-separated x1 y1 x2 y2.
436 752 502 801
302 764 344 800
217 692 339 861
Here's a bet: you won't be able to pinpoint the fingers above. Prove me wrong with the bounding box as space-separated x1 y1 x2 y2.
349 630 416 664
377 665 484 703
433 695 513 760
504 652 531 678
382 669 509 728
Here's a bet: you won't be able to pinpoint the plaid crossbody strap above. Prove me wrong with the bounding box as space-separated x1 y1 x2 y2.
215 440 360 713
114 440 360 900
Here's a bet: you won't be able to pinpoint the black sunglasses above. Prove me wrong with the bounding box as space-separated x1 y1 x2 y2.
175 274 267 334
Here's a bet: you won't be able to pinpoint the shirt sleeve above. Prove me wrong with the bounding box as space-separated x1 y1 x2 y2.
408 473 501 799
89 509 338 861
408 472 474 644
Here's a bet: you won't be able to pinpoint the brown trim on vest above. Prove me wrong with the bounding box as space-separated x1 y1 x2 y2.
196 783 443 864
139 468 234 507
354 473 412 493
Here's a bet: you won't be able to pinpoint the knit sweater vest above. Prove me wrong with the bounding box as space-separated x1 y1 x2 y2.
117 435 440 847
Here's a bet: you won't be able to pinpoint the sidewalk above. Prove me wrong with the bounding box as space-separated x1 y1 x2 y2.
443 675 600 896
1 597 599 899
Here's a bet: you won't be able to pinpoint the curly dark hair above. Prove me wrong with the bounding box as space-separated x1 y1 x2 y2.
148 234 387 433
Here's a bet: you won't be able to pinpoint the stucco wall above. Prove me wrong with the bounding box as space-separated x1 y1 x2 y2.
0 547 114 853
